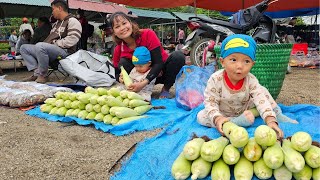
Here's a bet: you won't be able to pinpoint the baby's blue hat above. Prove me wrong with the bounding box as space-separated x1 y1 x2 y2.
132 46 151 65
220 34 257 61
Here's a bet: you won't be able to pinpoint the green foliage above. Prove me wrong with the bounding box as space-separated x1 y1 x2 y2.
0 26 18 40
0 17 40 39
0 43 10 50
0 18 22 39
6 18 23 27
195 8 228 20
296 17 305 26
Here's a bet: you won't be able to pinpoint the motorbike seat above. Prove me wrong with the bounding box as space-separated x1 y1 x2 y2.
189 16 243 30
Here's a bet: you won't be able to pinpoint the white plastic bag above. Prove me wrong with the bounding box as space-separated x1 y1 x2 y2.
0 79 74 107
60 50 116 87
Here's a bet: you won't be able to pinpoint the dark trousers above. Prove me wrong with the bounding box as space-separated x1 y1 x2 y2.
78 36 88 50
116 50 185 90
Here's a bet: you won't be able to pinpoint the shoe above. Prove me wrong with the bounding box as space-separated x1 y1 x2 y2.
22 75 37 82
159 90 170 99
35 75 47 83
15 55 22 60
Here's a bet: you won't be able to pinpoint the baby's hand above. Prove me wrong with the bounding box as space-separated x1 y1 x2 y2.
214 116 229 136
119 73 124 84
127 79 148 93
266 116 284 139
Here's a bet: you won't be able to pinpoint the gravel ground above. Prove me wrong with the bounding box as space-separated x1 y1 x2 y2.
0 67 319 179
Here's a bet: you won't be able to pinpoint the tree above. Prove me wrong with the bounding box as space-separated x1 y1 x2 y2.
6 17 22 27
296 17 305 26
0 18 21 40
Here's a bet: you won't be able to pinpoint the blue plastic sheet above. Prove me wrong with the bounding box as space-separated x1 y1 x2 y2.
111 104 320 180
25 99 190 136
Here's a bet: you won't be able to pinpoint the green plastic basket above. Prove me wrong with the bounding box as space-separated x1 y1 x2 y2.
214 43 293 99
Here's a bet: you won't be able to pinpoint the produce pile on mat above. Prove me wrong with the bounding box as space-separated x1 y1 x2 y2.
172 122 320 180
40 87 152 125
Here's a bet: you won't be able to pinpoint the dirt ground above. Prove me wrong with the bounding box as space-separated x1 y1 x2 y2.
0 67 319 179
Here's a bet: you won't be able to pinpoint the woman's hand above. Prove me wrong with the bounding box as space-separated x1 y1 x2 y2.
119 73 124 84
127 79 149 92
266 116 284 139
214 116 229 136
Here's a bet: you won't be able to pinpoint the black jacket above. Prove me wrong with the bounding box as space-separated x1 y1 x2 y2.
30 23 52 44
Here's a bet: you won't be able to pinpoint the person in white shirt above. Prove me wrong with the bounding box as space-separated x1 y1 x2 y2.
178 27 185 44
19 17 34 36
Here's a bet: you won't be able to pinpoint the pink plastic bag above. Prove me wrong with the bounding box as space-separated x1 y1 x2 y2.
175 64 215 110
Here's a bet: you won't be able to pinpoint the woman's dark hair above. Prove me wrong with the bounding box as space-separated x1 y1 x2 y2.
109 11 140 44
22 29 32 40
11 29 16 33
77 8 84 16
51 0 68 12
38 17 50 24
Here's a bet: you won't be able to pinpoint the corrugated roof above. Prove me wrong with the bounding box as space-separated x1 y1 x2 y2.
128 8 177 20
172 12 212 21
0 0 50 6
0 0 131 18
0 0 51 18
68 0 130 14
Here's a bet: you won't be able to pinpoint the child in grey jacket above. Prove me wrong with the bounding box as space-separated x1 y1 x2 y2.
8 29 18 55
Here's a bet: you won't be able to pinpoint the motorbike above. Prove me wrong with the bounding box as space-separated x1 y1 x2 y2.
183 0 279 67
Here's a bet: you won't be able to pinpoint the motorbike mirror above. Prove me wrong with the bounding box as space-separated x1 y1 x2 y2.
268 0 279 5
255 0 269 12
106 14 112 19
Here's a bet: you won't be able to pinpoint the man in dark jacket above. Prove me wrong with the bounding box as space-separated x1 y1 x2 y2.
76 8 88 50
30 17 51 44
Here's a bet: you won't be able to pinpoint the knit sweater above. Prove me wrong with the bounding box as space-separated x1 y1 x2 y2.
129 68 156 102
203 69 276 123
44 14 82 54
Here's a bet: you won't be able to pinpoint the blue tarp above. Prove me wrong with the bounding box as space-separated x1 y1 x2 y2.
25 99 320 179
25 99 190 136
111 104 320 180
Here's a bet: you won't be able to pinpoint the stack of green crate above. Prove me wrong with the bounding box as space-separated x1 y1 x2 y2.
214 44 293 99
